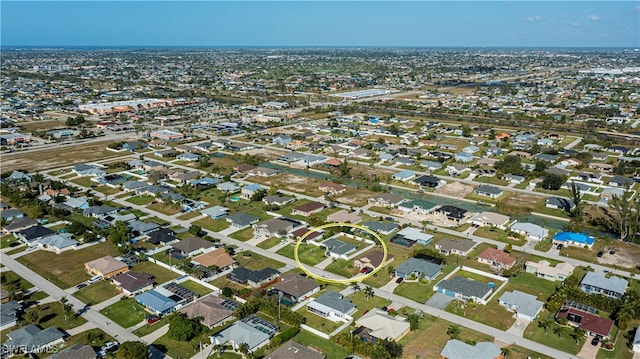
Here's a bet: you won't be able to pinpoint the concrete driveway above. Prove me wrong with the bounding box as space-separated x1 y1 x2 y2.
426 293 455 309
576 337 600 359
505 317 529 337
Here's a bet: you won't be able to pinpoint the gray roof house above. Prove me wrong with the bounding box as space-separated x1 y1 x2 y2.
498 290 544 321
509 222 549 241
395 258 442 281
83 205 117 218
201 206 230 220
211 321 272 353
49 344 97 359
546 197 576 211
434 276 493 304
579 272 628 299
435 238 477 256
0 300 21 331
228 267 279 287
362 221 398 235
265 340 325 359
474 185 503 198
307 291 356 323
3 324 65 354
440 340 501 359
226 212 260 229
217 181 241 193
321 238 357 259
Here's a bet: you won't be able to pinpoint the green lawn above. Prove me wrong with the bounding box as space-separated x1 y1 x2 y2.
348 291 392 320
17 242 121 288
256 236 282 249
58 328 114 351
446 297 515 331
290 330 348 359
276 243 327 266
178 280 214 296
70 177 95 187
153 331 212 359
177 211 202 220
505 344 554 359
133 322 169 337
73 280 120 305
324 259 359 278
126 194 155 205
0 235 20 249
229 227 254 241
297 308 343 334
523 314 585 355
35 301 88 330
193 217 231 232
99 298 147 329
474 226 527 246
1 271 34 291
235 252 285 271
132 261 180 284
507 272 559 299
393 281 436 303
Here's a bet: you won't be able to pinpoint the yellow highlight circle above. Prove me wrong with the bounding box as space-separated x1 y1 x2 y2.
294 222 388 284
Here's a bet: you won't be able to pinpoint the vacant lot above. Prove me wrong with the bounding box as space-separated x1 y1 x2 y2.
18 119 66 131
132 261 180 284
597 240 640 270
74 280 120 305
100 298 146 329
35 301 88 331
235 252 285 271
435 182 474 198
249 174 326 197
499 192 544 215
1 140 129 172
446 297 515 331
18 242 121 288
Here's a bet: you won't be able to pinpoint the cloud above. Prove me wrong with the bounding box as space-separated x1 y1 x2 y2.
586 14 602 22
526 15 542 22
571 21 581 27
634 6 640 13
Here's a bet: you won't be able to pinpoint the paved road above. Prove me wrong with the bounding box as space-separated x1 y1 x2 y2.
0 252 140 343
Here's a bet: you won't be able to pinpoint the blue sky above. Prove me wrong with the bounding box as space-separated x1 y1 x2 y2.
2 1 639 47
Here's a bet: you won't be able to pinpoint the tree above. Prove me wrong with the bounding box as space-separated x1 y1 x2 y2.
167 313 203 341
189 224 202 236
502 347 511 358
25 308 39 324
116 341 149 359
407 313 420 331
60 296 74 321
540 173 564 190
238 342 250 358
447 324 461 340
609 184 640 242
569 181 582 207
350 281 361 293
222 287 234 298
554 325 568 338
364 286 374 301
572 327 586 344
387 265 395 278
537 318 553 334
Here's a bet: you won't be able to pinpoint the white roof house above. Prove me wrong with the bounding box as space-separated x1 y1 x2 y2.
355 309 410 341
510 222 549 241
498 290 543 321
525 260 574 281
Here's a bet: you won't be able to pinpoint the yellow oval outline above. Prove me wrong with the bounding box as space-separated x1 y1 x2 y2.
293 222 388 284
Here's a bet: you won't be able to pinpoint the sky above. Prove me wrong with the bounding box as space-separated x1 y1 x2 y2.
2 1 639 48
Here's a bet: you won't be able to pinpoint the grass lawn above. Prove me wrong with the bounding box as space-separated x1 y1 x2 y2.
505 344 554 359
5 246 28 255
1 271 34 291
99 298 147 329
73 280 120 305
132 261 180 284
153 330 212 359
291 330 348 359
276 243 327 266
0 235 20 249
229 227 253 241
17 242 121 288
35 301 88 331
94 186 121 195
348 291 392 320
178 280 214 296
400 312 494 359
507 272 559 299
297 308 343 334
147 202 182 216
177 211 202 220
324 259 359 278
393 281 436 303
210 277 245 292
70 177 95 187
535 238 554 252
362 270 396 288
133 322 169 337
193 217 231 232
235 252 285 271
523 314 585 354
127 194 155 205
59 328 114 351
256 236 282 249
446 298 516 331
474 226 527 247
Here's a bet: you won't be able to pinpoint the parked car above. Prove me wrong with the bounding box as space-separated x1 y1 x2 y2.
360 267 368 273
556 244 563 250
76 283 88 290
101 342 119 352
591 337 600 346
147 315 160 325
609 250 615 255
396 277 404 284
597 251 604 258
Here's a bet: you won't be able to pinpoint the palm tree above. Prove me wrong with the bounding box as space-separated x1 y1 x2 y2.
447 324 461 340
537 318 553 334
238 343 250 359
350 281 360 293
554 326 568 338
573 328 586 343
387 265 395 278
25 309 39 324
364 286 374 301
501 347 511 358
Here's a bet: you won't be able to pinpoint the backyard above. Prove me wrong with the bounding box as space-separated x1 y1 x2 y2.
276 243 327 266
235 252 285 271
523 313 585 355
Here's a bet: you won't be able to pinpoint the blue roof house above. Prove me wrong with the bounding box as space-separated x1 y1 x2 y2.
135 290 178 316
392 170 416 182
553 232 594 248
454 152 473 163
395 258 441 281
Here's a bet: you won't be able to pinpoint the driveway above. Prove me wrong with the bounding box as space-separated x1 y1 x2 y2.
576 337 600 359
505 317 529 337
426 293 455 309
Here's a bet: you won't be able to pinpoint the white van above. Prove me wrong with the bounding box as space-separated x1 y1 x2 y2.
88 274 103 284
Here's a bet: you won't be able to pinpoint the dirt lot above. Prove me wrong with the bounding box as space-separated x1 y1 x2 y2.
501 192 543 211
250 174 325 197
435 182 474 198
17 119 66 131
597 242 640 269
335 188 377 207
1 140 128 172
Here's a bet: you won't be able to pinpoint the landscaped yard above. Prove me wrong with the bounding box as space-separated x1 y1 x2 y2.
235 252 285 271
229 227 254 241
290 330 348 359
35 301 88 331
393 281 437 303
276 243 327 266
297 308 343 334
348 291 392 320
132 261 180 284
147 202 182 216
507 272 559 299
1 271 34 292
193 217 231 232
73 280 121 305
70 177 95 187
178 280 214 296
256 236 283 249
474 226 526 246
133 321 169 337
126 194 155 205
523 314 585 355
59 328 114 351
99 298 147 329
446 297 516 331
153 330 212 359
17 242 121 288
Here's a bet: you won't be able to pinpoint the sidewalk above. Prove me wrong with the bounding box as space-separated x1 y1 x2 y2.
65 322 97 336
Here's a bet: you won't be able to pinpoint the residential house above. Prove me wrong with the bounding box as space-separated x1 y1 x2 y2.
307 291 356 323
392 170 416 182
228 267 279 287
498 290 543 321
579 272 628 299
440 340 503 359
321 238 357 260
85 256 128 278
201 205 230 220
217 181 241 194
318 182 347 195
433 206 468 225
477 248 516 270
525 260 574 281
412 175 442 188
292 202 324 217
176 153 200 162
3 217 38 234
556 304 614 339
290 227 324 244
14 225 55 245
122 141 149 152
355 309 410 342
0 300 21 331
171 237 215 258
178 295 236 328
468 212 510 229
49 344 97 359
435 238 477 256
474 185 503 199
0 209 24 222
135 290 179 316
398 199 437 215
253 218 296 238
36 233 78 253
83 205 117 218
446 164 470 176
226 212 260 229
192 248 236 271
362 221 398 235
509 222 549 241
128 220 159 235
326 209 362 224
72 163 106 177
609 176 634 188
546 197 576 212
503 174 525 184
354 250 394 271
265 340 325 359
111 272 154 297
211 315 277 353
147 228 177 245
367 193 405 207
395 258 442 281
394 227 433 245
270 273 320 304
241 183 265 200
455 152 473 163
553 232 594 248
3 325 65 355
420 160 442 170
434 276 493 304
